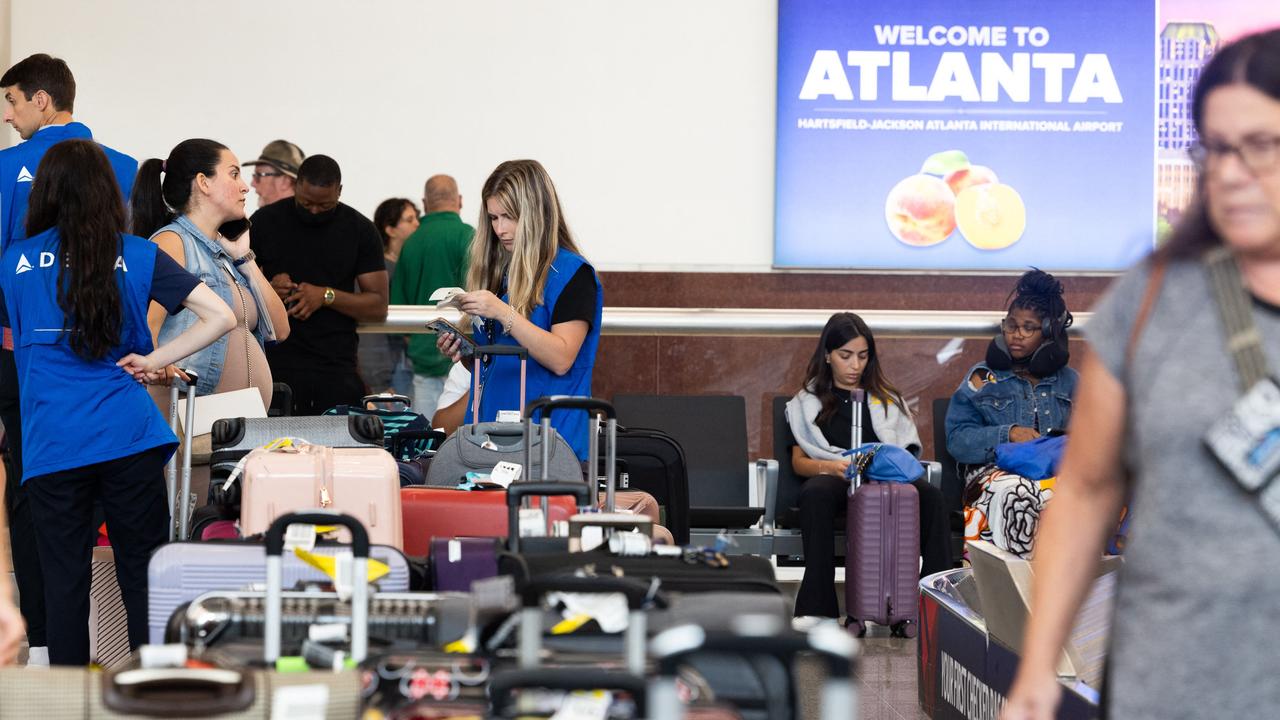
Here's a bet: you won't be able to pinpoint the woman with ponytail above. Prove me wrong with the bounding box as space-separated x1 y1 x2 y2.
0 140 234 664
131 139 289 408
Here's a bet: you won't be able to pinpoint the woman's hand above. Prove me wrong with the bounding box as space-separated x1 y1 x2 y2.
218 228 251 261
457 290 509 321
826 458 851 477
1009 426 1042 444
117 353 168 384
436 332 466 363
0 592 22 667
1000 668 1062 720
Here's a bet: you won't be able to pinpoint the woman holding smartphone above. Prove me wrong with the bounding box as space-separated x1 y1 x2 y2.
131 139 290 407
437 159 602 460
0 140 234 664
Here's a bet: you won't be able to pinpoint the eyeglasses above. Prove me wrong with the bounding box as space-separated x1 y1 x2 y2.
1188 135 1280 175
252 171 284 181
1001 318 1042 336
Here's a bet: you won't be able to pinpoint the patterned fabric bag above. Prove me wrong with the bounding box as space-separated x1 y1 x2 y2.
963 464 1053 557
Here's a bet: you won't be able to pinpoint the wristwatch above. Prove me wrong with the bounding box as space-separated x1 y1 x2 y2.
323 287 336 306
231 249 255 267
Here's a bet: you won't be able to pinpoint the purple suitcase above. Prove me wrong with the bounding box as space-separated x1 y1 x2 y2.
430 537 500 591
846 481 920 637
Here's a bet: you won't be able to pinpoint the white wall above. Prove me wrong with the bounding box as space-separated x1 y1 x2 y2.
5 0 779 271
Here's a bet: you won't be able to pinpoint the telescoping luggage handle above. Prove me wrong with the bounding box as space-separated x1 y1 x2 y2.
263 511 371 664
505 481 593 553
524 396 618 510
517 575 667 676
849 388 866 491
489 669 648 719
648 623 858 720
470 344 528 427
166 369 200 541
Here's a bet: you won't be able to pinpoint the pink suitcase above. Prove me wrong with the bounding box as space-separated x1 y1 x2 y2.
239 444 404 549
846 481 920 637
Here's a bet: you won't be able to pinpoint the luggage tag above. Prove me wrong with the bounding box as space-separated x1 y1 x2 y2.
518 507 548 538
1205 377 1280 522
283 523 318 553
489 461 523 488
496 409 522 423
549 690 612 720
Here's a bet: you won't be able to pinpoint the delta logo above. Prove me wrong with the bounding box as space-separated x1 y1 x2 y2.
16 166 33 183
14 252 129 274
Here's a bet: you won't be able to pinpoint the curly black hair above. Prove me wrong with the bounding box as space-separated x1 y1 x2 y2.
1006 268 1073 339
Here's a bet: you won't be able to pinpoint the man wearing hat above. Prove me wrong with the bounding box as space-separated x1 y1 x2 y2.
244 139 304 208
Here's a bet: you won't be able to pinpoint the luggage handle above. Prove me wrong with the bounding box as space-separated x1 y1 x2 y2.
103 667 254 716
263 511 370 664
648 624 857 720
522 395 618 513
489 668 647 718
471 344 528 426
166 368 199 541
362 392 411 409
520 575 667 611
506 481 593 553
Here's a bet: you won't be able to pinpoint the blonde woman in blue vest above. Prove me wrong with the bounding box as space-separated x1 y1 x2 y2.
437 159 602 460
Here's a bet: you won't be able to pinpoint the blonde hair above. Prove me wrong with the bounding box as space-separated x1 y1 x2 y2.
466 159 584 317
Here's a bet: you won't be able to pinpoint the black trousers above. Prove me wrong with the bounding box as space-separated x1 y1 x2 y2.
0 348 45 646
795 474 951 618
272 366 366 416
25 445 170 666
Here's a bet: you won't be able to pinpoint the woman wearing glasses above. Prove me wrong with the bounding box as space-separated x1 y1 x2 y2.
436 159 601 460
945 268 1077 465
944 269 1075 556
1004 30 1280 719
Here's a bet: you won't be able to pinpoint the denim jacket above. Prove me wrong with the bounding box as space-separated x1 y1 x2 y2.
154 215 277 395
944 361 1079 465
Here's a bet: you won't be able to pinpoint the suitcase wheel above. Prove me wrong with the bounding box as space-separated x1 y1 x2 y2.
891 621 916 639
846 618 867 638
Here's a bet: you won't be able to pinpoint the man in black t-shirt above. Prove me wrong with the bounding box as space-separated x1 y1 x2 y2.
249 155 387 415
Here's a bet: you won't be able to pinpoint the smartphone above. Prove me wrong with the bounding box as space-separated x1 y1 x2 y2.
218 218 252 242
425 317 477 357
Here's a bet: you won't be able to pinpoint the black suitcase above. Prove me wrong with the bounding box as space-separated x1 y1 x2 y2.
604 425 691 544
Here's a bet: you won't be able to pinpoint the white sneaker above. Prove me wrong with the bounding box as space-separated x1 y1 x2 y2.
791 616 836 632
25 645 49 668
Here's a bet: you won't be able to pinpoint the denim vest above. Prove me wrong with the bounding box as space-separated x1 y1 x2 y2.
944 361 1079 465
154 215 277 395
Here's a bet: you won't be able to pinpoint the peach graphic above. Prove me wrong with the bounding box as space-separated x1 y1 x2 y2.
884 174 957 247
955 183 1026 250
944 165 998 195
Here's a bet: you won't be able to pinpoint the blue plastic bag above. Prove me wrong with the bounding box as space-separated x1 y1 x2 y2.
842 443 923 483
994 435 1067 481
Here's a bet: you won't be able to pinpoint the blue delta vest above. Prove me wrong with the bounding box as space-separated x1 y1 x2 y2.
0 122 138 253
0 229 178 481
465 249 603 460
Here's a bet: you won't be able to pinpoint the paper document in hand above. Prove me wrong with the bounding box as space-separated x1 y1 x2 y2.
429 286 466 309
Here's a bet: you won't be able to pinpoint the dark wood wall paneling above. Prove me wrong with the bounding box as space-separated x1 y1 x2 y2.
593 271 1115 461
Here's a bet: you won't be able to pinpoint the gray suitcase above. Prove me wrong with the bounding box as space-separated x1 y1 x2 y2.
147 541 413 645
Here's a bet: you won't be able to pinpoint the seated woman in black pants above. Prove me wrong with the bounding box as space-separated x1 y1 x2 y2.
785 312 950 624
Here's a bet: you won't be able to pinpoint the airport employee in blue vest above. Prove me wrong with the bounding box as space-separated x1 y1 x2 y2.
0 140 233 666
437 159 603 461
0 53 138 665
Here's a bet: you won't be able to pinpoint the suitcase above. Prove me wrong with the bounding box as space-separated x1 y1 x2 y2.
147 540 414 645
325 393 443 461
608 425 691 544
239 444 404 549
648 623 857 720
401 484 583 557
845 388 921 638
208 414 385 504
424 346 584 488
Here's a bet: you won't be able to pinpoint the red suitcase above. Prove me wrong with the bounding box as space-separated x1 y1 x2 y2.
400 487 578 556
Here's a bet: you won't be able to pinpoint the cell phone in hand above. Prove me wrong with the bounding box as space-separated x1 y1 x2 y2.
218 218 252 242
425 317 477 357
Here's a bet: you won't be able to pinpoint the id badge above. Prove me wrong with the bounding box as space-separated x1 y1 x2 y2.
1204 377 1280 495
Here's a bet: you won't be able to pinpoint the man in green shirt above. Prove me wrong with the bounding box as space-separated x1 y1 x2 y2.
391 174 474 412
